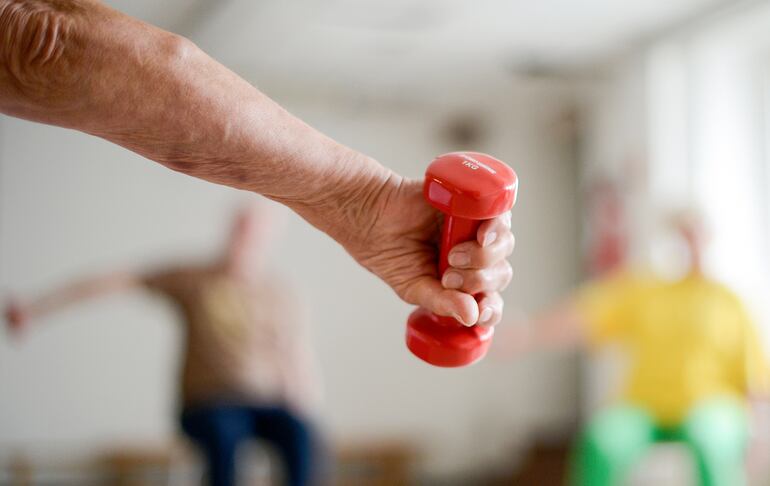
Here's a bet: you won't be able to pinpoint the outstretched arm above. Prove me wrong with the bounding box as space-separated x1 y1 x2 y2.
0 0 514 326
493 299 588 358
5 271 139 334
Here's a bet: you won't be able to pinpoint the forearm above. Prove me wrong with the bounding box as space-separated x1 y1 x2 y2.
495 300 584 359
526 300 586 350
24 272 138 320
0 0 395 247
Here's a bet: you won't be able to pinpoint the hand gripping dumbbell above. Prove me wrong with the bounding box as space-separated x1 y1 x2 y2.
406 152 518 367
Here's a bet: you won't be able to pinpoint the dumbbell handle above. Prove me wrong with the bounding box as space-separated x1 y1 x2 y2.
438 215 480 276
437 215 482 326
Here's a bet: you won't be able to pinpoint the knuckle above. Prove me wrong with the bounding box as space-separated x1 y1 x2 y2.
509 232 517 251
483 290 501 304
501 265 513 290
480 271 494 289
500 230 515 251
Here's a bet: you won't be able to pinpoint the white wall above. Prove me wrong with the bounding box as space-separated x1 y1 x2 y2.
0 76 581 475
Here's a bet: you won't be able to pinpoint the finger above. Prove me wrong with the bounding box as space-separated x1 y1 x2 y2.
441 259 513 294
476 292 504 327
404 277 479 327
479 212 511 245
448 228 515 270
499 211 512 230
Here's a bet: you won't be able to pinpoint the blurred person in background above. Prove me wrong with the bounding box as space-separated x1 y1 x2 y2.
5 203 324 486
495 208 770 486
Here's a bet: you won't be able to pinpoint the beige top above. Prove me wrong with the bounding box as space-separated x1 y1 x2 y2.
144 266 319 413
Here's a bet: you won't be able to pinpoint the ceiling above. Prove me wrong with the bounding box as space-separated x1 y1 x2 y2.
109 0 734 90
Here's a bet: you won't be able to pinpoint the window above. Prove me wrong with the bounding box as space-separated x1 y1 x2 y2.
647 2 770 341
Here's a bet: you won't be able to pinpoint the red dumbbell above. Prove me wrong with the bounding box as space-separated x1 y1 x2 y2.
406 152 518 367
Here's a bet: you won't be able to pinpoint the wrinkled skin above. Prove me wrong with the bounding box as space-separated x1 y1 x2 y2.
352 179 514 326
0 0 514 328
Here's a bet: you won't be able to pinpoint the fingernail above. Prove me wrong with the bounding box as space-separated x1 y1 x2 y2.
449 252 470 267
442 271 463 289
479 307 493 324
482 231 497 247
504 212 512 228
452 312 471 327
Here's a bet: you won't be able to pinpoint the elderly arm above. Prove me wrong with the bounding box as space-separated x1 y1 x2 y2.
0 0 388 242
0 0 515 326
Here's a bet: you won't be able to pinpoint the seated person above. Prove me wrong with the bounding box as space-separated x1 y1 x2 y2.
496 209 770 486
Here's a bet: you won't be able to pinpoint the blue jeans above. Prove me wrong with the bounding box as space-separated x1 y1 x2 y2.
180 404 318 486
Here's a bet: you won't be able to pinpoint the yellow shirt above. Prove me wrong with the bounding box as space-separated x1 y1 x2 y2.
576 271 769 425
